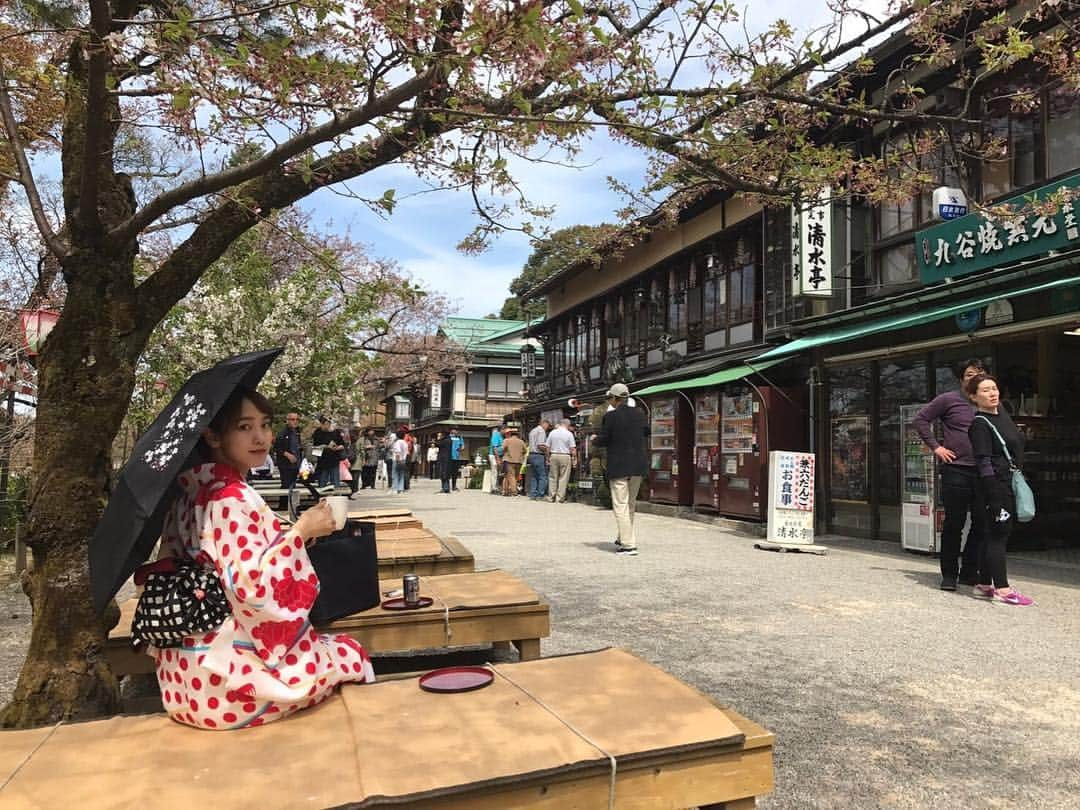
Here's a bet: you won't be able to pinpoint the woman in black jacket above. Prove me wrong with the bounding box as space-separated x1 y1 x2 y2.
966 374 1034 606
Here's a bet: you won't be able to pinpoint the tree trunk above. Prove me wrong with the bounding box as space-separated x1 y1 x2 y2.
0 254 141 728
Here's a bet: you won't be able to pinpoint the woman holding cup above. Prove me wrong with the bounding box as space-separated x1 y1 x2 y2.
153 387 375 730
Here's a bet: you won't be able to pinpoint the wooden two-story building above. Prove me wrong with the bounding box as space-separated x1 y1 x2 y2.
521 18 1080 562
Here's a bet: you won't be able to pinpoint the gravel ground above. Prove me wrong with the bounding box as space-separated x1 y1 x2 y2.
1 479 1078 809
377 479 1080 809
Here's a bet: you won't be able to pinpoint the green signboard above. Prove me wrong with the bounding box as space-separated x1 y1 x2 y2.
916 172 1080 284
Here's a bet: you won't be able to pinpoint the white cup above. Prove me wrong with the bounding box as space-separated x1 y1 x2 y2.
326 496 349 531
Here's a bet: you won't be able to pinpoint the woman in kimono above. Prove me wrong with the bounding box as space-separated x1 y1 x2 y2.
154 387 375 730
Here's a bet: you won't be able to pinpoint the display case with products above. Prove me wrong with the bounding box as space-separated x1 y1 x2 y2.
900 404 937 552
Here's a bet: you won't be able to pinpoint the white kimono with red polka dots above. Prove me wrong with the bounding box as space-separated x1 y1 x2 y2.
153 463 375 730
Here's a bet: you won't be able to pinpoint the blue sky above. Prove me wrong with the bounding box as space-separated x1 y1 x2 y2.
301 130 650 319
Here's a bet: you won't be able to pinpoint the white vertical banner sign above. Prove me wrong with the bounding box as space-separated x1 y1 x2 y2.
767 451 816 544
790 200 802 298
797 187 833 297
430 382 442 409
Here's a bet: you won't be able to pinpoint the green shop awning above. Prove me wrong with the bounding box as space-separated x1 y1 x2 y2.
752 273 1080 362
635 358 785 397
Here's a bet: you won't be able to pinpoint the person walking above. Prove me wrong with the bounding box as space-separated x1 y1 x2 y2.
967 374 1034 606
527 419 550 500
546 419 577 503
593 383 650 556
401 428 415 491
427 440 439 479
312 416 345 488
501 427 527 496
449 427 464 491
273 411 303 491
912 358 988 590
346 425 363 497
390 429 410 494
358 427 379 489
436 431 454 493
488 425 504 493
382 431 395 487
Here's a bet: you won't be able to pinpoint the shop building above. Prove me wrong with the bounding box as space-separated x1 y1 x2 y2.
385 318 539 463
519 20 1080 561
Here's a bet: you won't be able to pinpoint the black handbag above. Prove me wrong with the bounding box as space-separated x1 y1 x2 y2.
131 557 231 648
307 520 380 624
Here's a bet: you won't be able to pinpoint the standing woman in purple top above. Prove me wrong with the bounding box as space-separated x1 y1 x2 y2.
966 374 1034 606
912 359 987 590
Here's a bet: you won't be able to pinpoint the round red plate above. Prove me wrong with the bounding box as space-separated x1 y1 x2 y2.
418 666 495 694
380 596 434 610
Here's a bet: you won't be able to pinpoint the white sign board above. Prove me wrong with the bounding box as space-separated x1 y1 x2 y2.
430 382 442 409
795 189 833 297
766 451 815 544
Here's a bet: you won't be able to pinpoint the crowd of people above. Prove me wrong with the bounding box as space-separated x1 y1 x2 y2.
269 415 432 497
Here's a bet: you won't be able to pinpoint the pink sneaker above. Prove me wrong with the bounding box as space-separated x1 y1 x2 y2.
972 584 995 598
994 589 1034 606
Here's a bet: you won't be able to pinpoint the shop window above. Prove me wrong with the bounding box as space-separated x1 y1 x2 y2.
486 373 521 397
703 263 726 331
587 308 602 364
877 358 929 537
982 82 1040 199
1047 85 1080 179
667 266 688 338
467 372 486 396
647 278 666 343
876 243 917 290
828 364 873 535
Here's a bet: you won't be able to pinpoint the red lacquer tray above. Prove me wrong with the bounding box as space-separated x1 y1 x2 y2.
418 666 495 693
380 596 434 610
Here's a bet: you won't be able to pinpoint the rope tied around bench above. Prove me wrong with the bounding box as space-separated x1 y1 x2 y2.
486 665 617 810
0 721 64 793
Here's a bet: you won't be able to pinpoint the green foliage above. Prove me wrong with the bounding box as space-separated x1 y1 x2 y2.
0 473 28 548
498 224 615 320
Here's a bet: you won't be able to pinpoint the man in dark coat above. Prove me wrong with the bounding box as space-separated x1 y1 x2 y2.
273 412 303 490
435 431 454 493
593 383 650 556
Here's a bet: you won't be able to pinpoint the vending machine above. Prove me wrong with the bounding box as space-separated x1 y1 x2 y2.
715 385 804 519
693 391 721 510
647 395 693 505
900 403 937 552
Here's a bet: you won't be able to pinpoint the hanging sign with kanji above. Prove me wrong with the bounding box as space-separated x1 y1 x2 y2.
794 189 833 297
767 451 815 544
916 171 1080 284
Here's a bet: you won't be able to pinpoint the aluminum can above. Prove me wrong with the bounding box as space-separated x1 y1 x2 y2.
403 574 420 606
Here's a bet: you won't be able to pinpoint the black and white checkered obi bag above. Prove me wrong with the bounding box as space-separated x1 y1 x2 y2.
131 557 231 648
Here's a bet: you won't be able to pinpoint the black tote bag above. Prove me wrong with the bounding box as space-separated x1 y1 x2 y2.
308 519 380 624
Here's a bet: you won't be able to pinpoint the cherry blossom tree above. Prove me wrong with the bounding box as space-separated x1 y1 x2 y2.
0 0 1074 725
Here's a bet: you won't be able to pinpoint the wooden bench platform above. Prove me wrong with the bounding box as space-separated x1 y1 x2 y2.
106 569 546 676
0 649 774 809
378 534 475 578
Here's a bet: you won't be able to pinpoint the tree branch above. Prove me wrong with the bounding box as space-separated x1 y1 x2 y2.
0 67 66 257
76 0 113 237
110 67 441 244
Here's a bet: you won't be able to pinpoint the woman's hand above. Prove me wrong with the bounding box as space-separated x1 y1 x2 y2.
292 500 336 545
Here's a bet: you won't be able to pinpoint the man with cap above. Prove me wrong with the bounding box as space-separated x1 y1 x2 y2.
593 383 650 556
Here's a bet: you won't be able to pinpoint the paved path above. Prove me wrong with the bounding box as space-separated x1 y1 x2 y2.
362 477 1080 809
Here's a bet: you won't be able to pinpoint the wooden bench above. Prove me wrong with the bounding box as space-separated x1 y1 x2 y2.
0 649 774 809
106 569 547 676
378 533 475 578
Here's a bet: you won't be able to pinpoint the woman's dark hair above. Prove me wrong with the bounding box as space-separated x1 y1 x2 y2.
194 387 273 463
208 387 273 433
955 358 987 380
964 373 998 398
395 429 406 439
